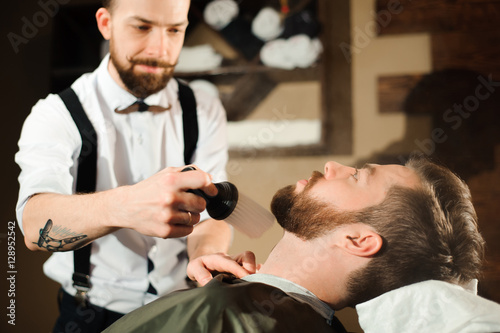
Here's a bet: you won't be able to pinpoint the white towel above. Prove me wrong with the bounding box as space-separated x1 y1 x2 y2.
356 279 500 333
260 35 322 70
175 45 223 73
203 0 239 30
252 7 284 42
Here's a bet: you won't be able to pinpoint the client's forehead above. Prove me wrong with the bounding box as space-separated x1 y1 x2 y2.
375 164 421 187
310 163 422 212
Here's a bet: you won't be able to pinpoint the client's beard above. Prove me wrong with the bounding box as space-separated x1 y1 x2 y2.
270 172 352 240
270 184 297 231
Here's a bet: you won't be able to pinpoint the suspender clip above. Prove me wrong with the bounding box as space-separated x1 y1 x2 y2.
72 272 91 308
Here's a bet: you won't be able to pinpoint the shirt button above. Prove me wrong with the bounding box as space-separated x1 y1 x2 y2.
137 134 143 145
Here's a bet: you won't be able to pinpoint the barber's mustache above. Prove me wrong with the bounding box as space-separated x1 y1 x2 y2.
127 56 177 69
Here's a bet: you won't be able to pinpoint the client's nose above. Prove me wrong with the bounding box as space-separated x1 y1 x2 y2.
324 161 356 179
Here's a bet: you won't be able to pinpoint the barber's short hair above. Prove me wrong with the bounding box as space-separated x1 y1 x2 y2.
102 0 116 12
346 154 485 306
102 0 191 13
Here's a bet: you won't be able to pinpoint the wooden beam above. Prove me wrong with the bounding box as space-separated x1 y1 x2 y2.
376 0 500 35
221 72 277 121
318 0 353 154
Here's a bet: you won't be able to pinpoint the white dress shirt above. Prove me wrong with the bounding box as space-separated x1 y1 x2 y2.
15 54 228 313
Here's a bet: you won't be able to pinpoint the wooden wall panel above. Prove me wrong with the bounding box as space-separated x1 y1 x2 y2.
378 74 423 113
432 31 500 80
376 0 500 35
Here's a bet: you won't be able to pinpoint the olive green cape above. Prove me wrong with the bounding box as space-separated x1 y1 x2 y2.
104 274 346 333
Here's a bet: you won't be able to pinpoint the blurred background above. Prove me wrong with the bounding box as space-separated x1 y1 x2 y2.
1 0 499 332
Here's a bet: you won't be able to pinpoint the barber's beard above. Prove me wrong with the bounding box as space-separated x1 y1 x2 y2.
110 45 176 99
271 171 353 240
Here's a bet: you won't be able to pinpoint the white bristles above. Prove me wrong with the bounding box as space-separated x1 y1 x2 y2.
224 192 276 238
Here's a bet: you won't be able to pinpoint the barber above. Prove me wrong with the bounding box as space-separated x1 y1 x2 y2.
15 0 231 331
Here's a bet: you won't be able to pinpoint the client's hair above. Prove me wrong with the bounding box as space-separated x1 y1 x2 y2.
346 154 485 306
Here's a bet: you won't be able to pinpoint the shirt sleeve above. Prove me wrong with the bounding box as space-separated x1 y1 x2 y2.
15 93 81 233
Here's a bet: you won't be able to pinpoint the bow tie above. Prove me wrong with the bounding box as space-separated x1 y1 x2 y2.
114 99 171 114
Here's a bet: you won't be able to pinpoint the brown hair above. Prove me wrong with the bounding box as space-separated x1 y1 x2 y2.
102 0 116 12
345 154 485 306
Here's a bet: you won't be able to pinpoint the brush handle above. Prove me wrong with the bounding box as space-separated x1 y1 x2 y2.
181 167 238 220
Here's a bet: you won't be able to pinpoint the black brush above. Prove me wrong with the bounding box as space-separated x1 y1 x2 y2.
182 167 275 238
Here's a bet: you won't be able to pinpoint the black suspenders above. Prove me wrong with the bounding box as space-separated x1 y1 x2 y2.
57 80 198 304
178 81 198 165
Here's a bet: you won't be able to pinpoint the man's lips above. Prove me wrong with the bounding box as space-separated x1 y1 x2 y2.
295 179 308 193
136 64 164 74
296 171 324 192
298 179 308 186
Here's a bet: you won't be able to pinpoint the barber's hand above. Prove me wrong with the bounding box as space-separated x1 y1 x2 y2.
187 251 257 286
113 165 217 238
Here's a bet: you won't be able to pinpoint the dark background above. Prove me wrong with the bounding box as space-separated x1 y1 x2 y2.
1 1 71 332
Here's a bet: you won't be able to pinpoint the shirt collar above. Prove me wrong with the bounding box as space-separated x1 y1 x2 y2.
242 274 335 325
96 53 176 113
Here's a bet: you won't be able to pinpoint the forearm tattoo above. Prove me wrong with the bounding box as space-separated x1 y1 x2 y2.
34 219 87 251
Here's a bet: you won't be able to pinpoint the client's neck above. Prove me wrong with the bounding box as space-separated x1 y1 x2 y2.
258 232 345 308
258 232 307 279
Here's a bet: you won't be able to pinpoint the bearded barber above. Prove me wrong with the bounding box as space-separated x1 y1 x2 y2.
15 0 234 331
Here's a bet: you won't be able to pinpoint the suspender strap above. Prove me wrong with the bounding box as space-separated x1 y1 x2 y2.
59 88 98 194
58 87 97 295
177 79 199 165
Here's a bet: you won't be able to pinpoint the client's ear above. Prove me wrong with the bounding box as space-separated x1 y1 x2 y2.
340 224 383 257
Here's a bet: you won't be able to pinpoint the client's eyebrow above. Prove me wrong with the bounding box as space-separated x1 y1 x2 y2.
362 163 376 183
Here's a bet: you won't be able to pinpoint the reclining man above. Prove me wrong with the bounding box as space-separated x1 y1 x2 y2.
105 155 500 332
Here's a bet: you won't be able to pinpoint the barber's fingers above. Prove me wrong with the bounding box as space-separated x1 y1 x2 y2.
182 211 200 227
165 211 200 228
168 191 206 215
199 182 218 197
153 223 194 239
166 165 213 190
187 252 256 286
135 211 199 239
186 259 214 286
177 165 218 197
232 251 257 274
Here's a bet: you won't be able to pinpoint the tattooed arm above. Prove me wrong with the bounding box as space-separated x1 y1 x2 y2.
22 167 217 252
34 219 87 251
23 191 118 252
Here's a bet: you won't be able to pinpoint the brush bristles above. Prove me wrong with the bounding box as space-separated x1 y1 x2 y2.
224 192 275 238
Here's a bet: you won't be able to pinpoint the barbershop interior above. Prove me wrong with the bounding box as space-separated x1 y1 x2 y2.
2 0 500 332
